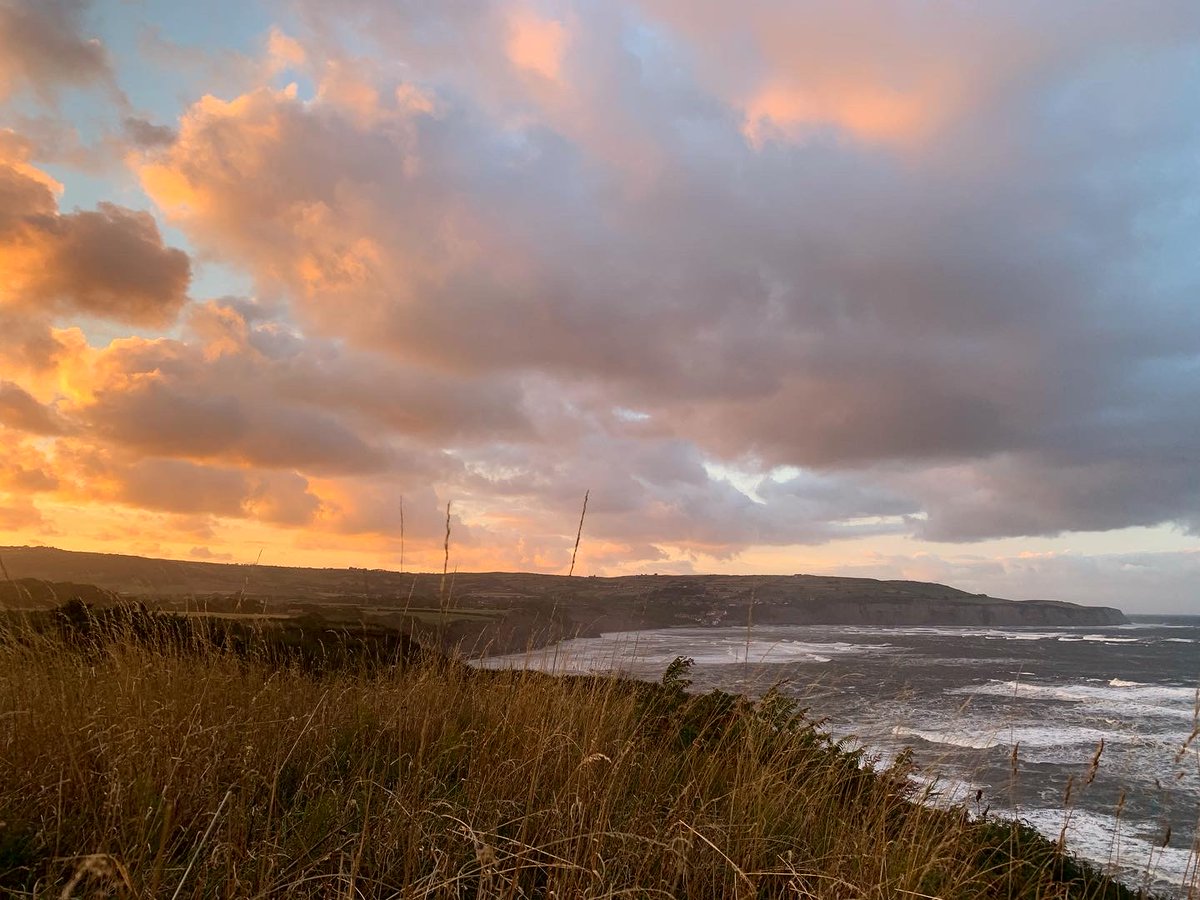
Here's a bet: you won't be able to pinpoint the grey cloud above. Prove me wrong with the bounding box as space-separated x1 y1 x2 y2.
0 0 116 102
71 302 485 481
454 428 915 559
116 458 321 525
123 117 176 149
0 381 63 435
134 1 1200 544
0 150 191 327
910 454 1200 544
0 312 67 374
119 459 249 517
20 203 191 325
87 376 389 475
0 156 56 230
188 299 530 454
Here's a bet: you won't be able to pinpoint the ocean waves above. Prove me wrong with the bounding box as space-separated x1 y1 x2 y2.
477 618 1200 895
950 678 1199 722
476 630 877 674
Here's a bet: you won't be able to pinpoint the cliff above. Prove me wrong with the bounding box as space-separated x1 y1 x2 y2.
455 572 1128 634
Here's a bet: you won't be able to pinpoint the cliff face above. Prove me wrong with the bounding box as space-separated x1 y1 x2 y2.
565 574 1128 632
749 596 1127 627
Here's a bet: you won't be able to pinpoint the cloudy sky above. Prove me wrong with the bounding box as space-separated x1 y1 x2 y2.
1 0 1198 612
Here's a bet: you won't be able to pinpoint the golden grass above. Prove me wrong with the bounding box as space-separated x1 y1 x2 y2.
0 625 1148 899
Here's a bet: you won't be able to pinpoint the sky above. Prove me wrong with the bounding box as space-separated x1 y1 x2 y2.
0 0 1198 613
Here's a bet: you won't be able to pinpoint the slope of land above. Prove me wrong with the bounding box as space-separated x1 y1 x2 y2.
0 623 1145 899
1 546 1126 655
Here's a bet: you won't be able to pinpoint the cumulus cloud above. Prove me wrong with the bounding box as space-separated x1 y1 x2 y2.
48 299 533 474
2 1 1199 583
125 1 1200 550
0 141 191 327
6 203 190 324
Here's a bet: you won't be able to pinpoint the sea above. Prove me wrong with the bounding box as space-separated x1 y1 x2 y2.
479 617 1200 897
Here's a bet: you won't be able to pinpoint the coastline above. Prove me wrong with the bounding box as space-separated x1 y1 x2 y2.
1 616 1156 899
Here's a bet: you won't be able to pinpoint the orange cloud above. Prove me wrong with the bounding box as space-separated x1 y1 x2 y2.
0 430 58 493
0 146 189 327
316 60 384 128
1 202 190 324
138 89 290 219
506 10 568 82
136 86 400 310
743 81 934 148
266 27 306 75
0 492 44 531
0 381 63 434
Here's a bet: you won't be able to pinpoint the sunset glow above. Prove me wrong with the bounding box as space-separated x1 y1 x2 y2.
0 0 1198 612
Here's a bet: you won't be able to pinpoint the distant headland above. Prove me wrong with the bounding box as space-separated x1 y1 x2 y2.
0 545 1127 655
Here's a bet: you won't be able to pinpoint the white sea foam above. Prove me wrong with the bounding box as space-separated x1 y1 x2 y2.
1005 724 1124 750
951 679 1198 720
984 631 1060 641
891 725 1002 750
476 629 873 674
885 721 1116 752
638 637 869 668
832 626 1072 641
1016 807 1197 893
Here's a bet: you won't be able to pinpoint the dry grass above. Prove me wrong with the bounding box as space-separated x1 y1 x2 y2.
0 623 1143 899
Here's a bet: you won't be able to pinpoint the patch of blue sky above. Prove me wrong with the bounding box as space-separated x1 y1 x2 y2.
701 460 767 503
187 259 257 304
700 462 816 505
40 164 134 211
89 0 317 124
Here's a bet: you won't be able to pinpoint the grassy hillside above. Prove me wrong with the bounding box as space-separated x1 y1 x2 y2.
0 610 1143 899
0 548 1126 655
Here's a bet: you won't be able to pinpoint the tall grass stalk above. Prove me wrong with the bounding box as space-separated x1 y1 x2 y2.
569 490 589 577
439 501 451 612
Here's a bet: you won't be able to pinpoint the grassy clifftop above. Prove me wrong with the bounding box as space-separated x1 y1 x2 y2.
0 611 1141 899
